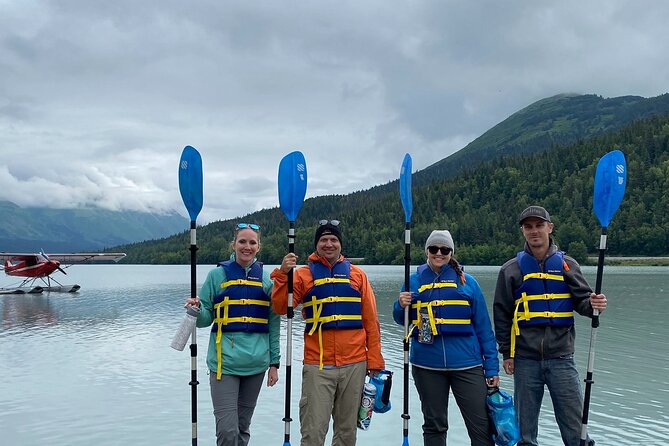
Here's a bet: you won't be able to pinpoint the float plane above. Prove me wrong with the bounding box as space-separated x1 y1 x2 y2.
0 251 126 294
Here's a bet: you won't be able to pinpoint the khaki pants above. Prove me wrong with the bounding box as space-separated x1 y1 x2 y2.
299 361 367 446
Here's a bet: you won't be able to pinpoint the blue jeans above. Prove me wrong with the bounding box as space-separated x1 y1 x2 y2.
513 356 592 446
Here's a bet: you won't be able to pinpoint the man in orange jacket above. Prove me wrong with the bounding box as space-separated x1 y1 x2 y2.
271 219 385 446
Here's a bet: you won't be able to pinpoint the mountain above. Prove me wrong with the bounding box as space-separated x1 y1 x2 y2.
415 93 669 185
0 201 186 251
116 93 669 265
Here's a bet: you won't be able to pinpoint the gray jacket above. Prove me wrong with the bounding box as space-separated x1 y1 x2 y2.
493 242 594 360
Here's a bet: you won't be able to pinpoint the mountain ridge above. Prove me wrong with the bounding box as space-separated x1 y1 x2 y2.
414 93 669 185
115 92 669 264
0 201 186 251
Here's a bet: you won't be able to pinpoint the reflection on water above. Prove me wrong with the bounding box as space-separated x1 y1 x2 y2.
1 264 668 446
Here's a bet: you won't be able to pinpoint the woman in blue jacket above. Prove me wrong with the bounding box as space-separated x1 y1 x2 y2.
185 223 280 446
393 230 499 446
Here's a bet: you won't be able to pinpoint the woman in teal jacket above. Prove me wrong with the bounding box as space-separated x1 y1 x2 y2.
393 230 499 446
185 223 280 446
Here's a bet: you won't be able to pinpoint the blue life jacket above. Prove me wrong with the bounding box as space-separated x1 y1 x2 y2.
409 264 474 337
211 260 270 334
510 251 574 357
302 260 363 334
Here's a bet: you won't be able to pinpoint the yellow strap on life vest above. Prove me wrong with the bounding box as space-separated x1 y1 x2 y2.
433 318 472 325
213 296 270 379
429 299 471 307
417 281 457 293
302 296 361 308
515 293 572 303
405 324 417 342
306 314 363 369
313 277 351 286
516 311 573 321
410 299 471 335
513 292 571 321
303 294 363 369
304 314 362 325
304 295 362 337
221 278 263 289
522 272 564 282
510 291 574 358
215 298 270 307
219 316 269 324
215 301 224 379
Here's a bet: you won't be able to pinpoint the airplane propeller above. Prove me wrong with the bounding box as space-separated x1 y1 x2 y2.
41 250 67 275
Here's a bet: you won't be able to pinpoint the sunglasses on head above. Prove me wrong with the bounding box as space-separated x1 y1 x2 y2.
318 219 340 226
428 246 452 255
236 223 260 231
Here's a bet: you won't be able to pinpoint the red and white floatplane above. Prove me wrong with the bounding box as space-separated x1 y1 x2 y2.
0 251 126 294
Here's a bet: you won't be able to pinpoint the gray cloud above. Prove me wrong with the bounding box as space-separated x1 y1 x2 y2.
1 0 668 223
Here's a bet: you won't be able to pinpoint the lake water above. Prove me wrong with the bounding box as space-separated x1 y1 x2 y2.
1 264 668 446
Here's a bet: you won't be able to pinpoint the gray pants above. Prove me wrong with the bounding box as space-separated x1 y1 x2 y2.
299 361 367 446
412 365 493 446
209 371 265 446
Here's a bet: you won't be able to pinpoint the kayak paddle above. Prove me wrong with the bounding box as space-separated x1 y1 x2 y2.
580 149 627 446
178 145 203 446
278 150 308 446
399 153 413 446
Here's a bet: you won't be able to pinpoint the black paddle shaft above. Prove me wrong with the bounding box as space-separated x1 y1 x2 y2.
287 221 296 318
188 221 199 446
592 227 608 328
580 226 608 446
402 222 411 436
283 221 296 443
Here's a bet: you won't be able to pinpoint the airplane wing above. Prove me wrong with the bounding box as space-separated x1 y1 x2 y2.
0 253 34 263
0 252 126 264
45 253 127 264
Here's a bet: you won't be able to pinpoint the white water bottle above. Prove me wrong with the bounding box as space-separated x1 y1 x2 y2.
357 382 377 430
170 306 200 351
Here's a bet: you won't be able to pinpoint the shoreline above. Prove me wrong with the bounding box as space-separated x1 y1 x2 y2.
586 256 669 266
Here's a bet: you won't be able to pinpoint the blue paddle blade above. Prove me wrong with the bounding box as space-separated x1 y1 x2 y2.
400 153 413 223
278 151 308 221
178 145 203 222
593 150 627 227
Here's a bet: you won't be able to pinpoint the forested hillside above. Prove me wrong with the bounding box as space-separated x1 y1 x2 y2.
415 93 669 185
117 115 669 265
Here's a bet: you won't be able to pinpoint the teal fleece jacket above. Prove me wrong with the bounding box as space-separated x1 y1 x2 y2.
196 258 281 376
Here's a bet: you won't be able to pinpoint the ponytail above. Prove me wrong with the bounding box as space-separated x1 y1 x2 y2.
449 257 466 285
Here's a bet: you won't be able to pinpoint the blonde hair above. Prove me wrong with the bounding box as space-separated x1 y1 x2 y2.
230 227 261 251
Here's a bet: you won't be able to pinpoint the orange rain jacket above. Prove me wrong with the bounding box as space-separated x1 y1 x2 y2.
270 253 385 371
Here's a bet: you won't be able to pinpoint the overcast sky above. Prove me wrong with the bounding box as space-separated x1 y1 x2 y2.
2 1 668 223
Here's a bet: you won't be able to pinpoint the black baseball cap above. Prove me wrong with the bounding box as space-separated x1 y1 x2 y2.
518 206 551 225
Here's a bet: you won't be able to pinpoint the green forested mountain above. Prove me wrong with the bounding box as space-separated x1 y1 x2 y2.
416 93 669 185
118 112 669 265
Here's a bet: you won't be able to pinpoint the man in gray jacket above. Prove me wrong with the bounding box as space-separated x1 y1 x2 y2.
493 206 607 446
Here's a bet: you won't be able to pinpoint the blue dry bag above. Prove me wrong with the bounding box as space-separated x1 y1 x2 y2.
369 369 392 413
486 387 520 446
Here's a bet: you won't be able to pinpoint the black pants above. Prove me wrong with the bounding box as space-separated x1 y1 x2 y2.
412 365 493 446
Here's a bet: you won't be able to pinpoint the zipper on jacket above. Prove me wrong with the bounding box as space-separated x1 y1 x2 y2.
540 327 546 359
539 258 546 359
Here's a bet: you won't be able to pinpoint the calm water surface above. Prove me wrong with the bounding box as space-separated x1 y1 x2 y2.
1 264 668 446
